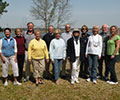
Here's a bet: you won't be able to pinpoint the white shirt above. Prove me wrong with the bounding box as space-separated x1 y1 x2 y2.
61 32 72 46
86 34 102 57
74 39 80 57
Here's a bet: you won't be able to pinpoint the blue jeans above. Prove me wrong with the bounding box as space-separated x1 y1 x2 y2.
54 59 63 80
107 55 119 82
88 54 98 80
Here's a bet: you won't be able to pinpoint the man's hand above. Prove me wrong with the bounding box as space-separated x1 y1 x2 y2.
1 56 5 63
46 59 49 63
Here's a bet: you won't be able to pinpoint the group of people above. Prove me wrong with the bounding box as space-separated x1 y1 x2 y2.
0 22 120 86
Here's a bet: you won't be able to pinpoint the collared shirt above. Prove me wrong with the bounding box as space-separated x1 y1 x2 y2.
61 31 72 46
23 31 35 50
99 32 110 56
74 38 80 57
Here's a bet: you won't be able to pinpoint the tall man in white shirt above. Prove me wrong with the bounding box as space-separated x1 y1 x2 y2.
61 24 72 78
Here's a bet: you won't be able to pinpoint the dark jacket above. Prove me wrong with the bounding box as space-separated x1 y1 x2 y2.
43 33 55 51
80 33 90 61
67 37 80 63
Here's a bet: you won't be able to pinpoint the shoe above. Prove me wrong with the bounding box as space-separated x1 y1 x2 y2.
86 78 90 82
24 76 29 82
75 80 80 84
4 81 8 86
14 81 22 85
39 80 44 84
36 83 39 86
108 81 118 85
93 80 97 84
105 77 109 81
71 81 75 85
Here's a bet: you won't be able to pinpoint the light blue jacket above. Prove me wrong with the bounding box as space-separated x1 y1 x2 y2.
50 38 66 61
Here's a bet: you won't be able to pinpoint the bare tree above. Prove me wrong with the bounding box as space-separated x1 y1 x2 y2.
30 0 71 33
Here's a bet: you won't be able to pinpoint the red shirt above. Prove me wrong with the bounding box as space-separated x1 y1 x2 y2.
14 36 25 55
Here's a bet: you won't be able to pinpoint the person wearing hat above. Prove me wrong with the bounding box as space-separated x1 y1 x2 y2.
67 28 81 85
49 29 66 85
85 26 102 84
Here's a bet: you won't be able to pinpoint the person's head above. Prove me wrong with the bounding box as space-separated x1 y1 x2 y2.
102 24 108 33
81 25 88 34
48 25 54 34
72 28 80 37
15 28 22 37
4 28 11 38
110 25 119 36
27 22 34 32
54 29 61 39
65 24 71 33
34 30 41 40
92 25 100 35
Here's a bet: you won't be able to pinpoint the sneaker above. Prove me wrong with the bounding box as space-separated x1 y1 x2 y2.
86 78 90 82
4 81 8 86
14 81 22 85
93 80 97 84
71 81 75 85
108 81 118 85
75 80 80 84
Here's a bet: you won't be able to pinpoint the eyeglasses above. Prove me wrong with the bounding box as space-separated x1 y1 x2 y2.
82 28 87 30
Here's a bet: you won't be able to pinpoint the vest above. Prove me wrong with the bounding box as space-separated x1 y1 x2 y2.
2 36 15 57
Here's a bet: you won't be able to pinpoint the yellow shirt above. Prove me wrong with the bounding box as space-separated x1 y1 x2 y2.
28 38 49 60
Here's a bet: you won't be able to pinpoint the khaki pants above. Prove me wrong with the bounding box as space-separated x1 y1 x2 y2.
2 56 19 78
32 59 45 79
25 51 31 79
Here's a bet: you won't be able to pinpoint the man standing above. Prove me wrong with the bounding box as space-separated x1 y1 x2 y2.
23 22 35 82
98 24 110 80
43 25 55 79
61 24 72 78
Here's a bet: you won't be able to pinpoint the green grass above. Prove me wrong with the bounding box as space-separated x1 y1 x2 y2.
0 61 120 100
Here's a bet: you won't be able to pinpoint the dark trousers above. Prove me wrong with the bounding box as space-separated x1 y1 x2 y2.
80 59 89 76
17 54 25 81
98 56 109 77
45 59 54 77
107 55 119 82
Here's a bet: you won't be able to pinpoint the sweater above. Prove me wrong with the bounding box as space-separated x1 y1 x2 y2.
50 38 66 61
86 34 102 57
28 38 49 60
14 36 25 55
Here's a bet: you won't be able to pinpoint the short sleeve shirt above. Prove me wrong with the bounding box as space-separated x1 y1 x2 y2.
107 35 120 55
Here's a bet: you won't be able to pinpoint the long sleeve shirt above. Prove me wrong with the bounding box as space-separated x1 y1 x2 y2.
61 32 72 47
28 38 49 60
50 38 66 61
86 34 102 57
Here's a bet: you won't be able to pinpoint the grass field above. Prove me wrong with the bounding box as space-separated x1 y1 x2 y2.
0 60 120 100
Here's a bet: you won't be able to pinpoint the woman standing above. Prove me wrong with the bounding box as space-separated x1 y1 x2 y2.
14 28 25 83
106 25 120 85
85 26 102 84
50 29 66 85
67 28 81 85
28 30 49 86
80 25 90 78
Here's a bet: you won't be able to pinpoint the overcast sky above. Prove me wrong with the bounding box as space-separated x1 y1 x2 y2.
0 0 120 28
